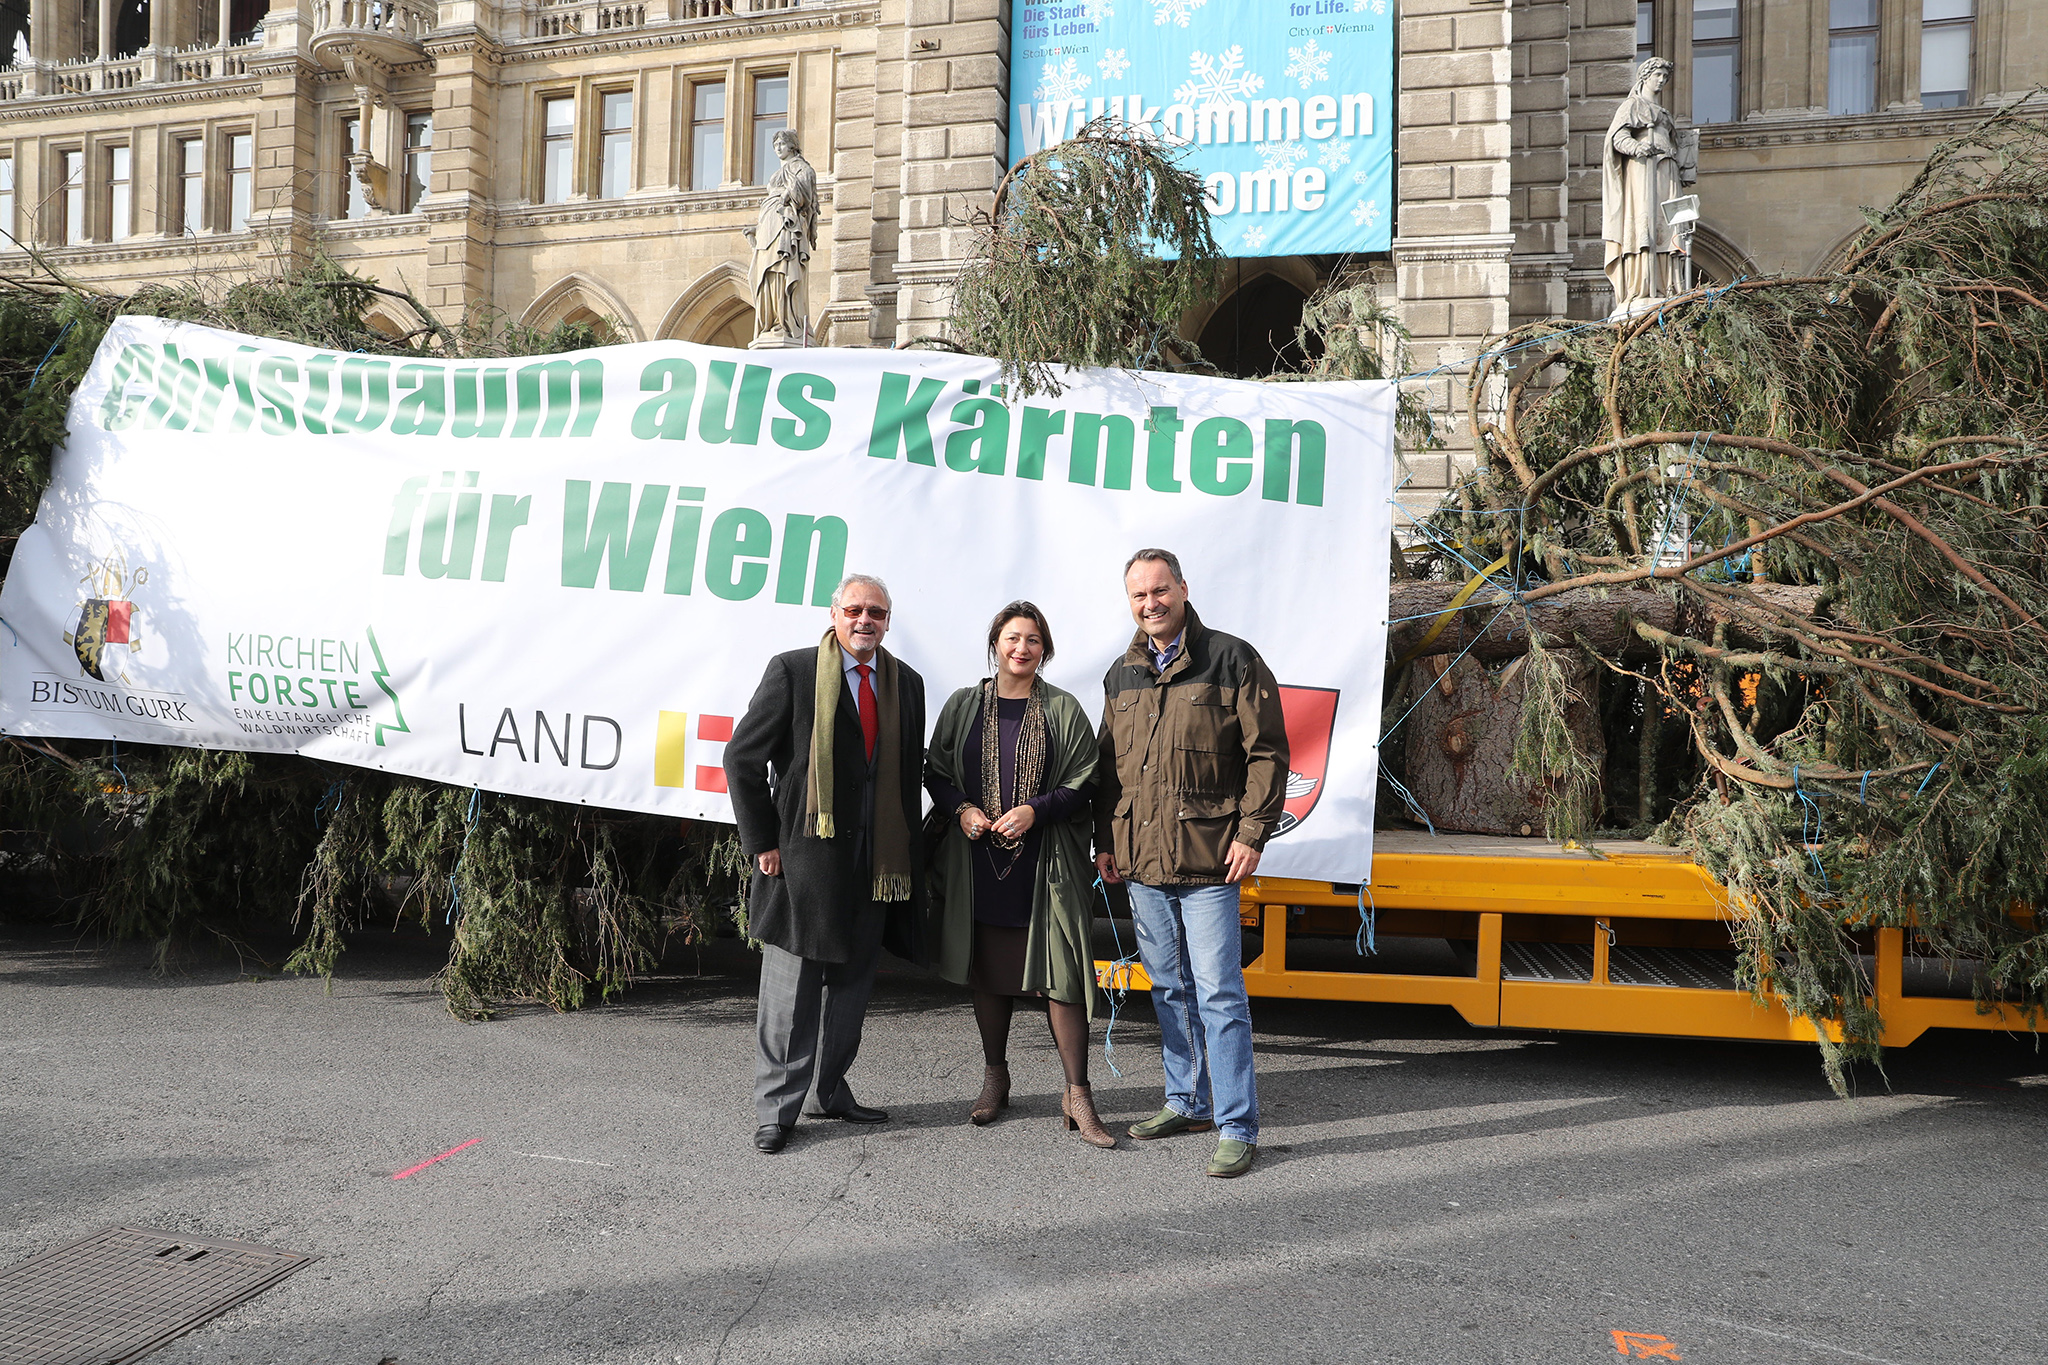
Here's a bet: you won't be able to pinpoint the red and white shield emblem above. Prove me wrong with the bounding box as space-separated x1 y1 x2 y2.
1271 685 1338 839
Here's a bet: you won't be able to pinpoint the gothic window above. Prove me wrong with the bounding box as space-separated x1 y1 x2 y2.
107 145 131 240
541 95 575 203
59 149 85 246
1828 0 1879 115
228 132 253 230
599 90 632 199
405 112 433 211
749 74 787 185
1691 0 1740 124
178 136 206 234
690 81 726 191
1921 0 1974 108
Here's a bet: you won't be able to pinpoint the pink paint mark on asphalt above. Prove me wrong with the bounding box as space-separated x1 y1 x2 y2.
393 1138 483 1180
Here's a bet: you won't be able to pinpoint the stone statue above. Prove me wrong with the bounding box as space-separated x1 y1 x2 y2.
743 130 819 348
1602 58 1688 316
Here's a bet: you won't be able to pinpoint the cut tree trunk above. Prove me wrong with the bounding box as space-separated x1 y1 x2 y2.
1387 582 1822 662
1403 651 1605 836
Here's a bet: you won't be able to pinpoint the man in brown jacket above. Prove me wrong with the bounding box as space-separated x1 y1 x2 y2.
1094 547 1288 1177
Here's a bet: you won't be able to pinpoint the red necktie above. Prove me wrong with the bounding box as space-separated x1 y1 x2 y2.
855 663 878 759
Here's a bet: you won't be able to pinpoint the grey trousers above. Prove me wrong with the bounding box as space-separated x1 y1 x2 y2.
754 903 886 1127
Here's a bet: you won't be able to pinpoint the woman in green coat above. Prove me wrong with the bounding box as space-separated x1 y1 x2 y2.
924 600 1113 1147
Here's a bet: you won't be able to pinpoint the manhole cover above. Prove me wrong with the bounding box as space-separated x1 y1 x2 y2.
0 1227 316 1365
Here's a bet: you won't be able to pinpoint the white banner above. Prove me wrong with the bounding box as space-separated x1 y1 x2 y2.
0 318 1393 881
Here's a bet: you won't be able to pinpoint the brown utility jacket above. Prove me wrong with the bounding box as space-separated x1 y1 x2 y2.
1093 606 1290 886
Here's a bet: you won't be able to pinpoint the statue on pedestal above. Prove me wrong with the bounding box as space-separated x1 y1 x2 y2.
1602 58 1694 317
743 130 819 348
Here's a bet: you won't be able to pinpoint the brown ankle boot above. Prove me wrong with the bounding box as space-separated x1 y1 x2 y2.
969 1064 1010 1125
1062 1083 1117 1148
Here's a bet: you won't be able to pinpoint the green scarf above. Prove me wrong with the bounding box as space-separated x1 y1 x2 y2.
806 630 914 902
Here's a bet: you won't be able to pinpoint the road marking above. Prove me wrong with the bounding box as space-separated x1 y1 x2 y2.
513 1152 617 1167
1612 1331 1682 1360
393 1137 482 1179
1694 1315 1910 1364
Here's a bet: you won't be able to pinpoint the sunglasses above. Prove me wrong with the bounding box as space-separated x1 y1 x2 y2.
839 605 891 620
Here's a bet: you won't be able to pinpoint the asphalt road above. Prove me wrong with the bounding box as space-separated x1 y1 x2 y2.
3 920 2045 1365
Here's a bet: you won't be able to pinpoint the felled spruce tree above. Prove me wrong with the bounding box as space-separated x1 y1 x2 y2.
0 256 748 1018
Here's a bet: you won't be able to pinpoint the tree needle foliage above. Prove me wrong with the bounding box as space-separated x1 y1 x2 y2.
0 255 747 1017
1405 104 2048 1086
950 120 1223 394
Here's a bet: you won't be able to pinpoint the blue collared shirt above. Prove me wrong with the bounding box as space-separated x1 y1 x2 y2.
1147 629 1185 675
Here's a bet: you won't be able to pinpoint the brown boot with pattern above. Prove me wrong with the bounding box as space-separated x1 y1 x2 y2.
1062 1084 1118 1148
969 1064 1010 1125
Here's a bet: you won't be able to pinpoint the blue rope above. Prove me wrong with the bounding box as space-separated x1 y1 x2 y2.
1381 771 1436 835
446 786 482 924
1791 764 1828 886
314 779 345 827
1380 600 1517 743
28 321 74 390
108 739 130 796
0 613 17 647
1913 762 1944 798
1355 882 1378 957
1859 769 1872 805
1094 876 1140 1079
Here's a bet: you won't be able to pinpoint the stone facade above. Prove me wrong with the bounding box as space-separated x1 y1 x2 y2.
0 0 2041 492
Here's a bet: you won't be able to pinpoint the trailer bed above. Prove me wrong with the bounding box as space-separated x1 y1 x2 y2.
1095 831 2036 1047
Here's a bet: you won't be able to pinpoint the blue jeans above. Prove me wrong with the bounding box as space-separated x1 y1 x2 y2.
1125 881 1259 1144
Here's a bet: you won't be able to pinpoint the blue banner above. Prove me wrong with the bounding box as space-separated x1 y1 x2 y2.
1008 0 1395 257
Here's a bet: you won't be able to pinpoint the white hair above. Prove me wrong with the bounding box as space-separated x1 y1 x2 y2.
831 573 892 608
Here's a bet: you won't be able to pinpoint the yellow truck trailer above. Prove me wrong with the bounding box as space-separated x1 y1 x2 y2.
1098 831 2036 1047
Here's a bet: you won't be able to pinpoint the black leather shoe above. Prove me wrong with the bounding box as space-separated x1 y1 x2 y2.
806 1101 888 1124
754 1124 791 1153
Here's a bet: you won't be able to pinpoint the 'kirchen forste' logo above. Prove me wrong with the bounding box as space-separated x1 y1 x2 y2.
1269 684 1338 839
63 556 147 682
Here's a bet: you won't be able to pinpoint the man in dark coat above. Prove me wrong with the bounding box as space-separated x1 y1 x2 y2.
724 573 926 1153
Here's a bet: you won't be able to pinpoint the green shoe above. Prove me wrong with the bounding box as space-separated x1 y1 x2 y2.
1206 1138 1258 1178
1127 1106 1215 1141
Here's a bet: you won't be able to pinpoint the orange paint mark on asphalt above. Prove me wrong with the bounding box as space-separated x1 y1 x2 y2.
1612 1330 1682 1360
393 1137 482 1180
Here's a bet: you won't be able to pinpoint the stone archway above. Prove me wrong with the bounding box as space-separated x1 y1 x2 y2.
521 272 642 343
1804 224 1868 276
1191 263 1319 378
1688 222 1762 286
657 262 756 349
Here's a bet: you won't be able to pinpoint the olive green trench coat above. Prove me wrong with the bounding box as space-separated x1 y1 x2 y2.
924 681 1100 1015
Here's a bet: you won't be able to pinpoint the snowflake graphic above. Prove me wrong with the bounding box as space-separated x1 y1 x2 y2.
1081 0 1114 22
1033 57 1092 103
1240 225 1269 252
1175 46 1264 108
1350 0 1386 12
1152 0 1207 26
1350 197 1381 229
1318 140 1354 172
1352 165 1374 185
1096 48 1131 82
1283 38 1331 89
1258 140 1309 173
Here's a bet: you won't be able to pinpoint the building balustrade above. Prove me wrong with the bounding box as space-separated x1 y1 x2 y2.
0 39 256 101
310 0 435 68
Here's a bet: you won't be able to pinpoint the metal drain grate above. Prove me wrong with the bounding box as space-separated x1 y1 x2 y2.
1501 941 1595 982
1500 942 1742 990
1608 946 1740 991
0 1227 315 1365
